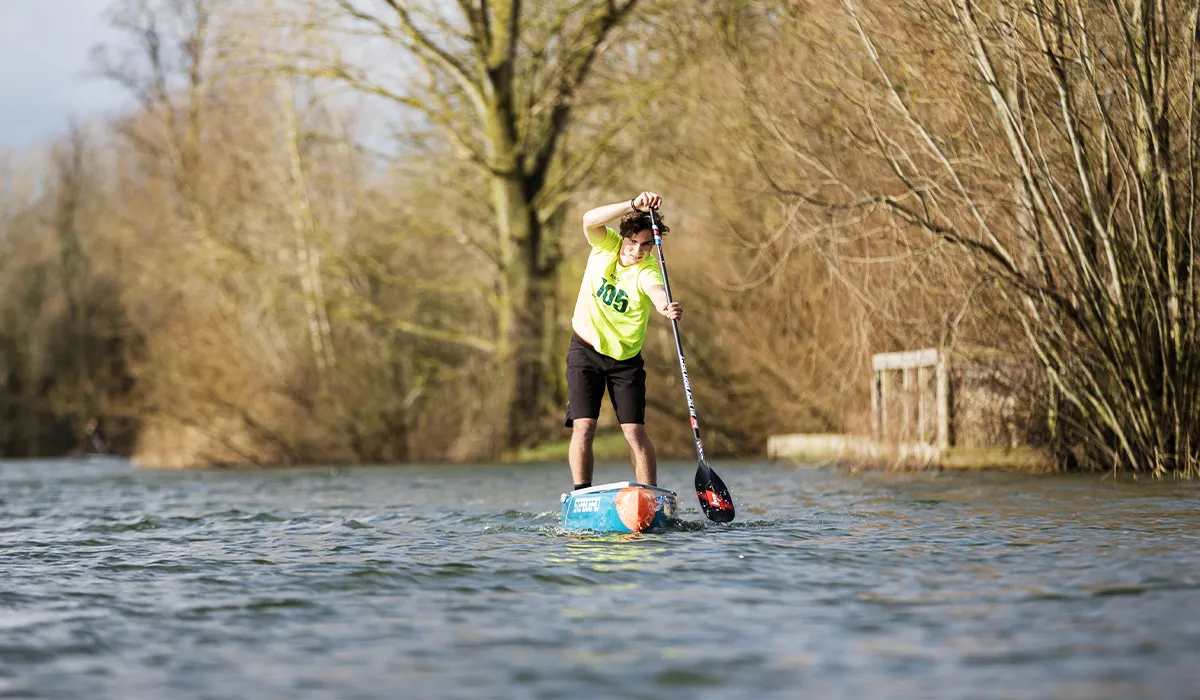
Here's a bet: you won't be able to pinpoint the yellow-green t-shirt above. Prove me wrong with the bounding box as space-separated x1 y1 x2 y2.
571 226 665 360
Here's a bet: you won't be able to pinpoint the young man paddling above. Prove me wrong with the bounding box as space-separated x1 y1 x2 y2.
565 191 682 491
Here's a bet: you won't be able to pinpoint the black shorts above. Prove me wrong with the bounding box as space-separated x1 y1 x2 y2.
564 333 646 428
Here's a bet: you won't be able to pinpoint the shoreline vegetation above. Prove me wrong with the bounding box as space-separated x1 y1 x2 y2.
4 0 1200 476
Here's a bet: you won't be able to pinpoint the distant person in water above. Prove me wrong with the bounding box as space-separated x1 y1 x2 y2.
564 191 681 492
85 418 107 455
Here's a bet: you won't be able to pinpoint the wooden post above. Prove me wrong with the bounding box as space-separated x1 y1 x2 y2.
936 351 950 449
871 369 880 441
902 366 912 442
880 370 889 442
917 365 928 444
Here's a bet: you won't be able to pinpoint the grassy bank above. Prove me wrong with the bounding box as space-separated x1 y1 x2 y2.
506 431 631 463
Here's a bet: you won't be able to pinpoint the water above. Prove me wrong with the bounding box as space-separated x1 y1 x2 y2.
1 458 1198 699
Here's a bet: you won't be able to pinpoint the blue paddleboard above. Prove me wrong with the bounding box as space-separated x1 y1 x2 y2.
560 481 677 533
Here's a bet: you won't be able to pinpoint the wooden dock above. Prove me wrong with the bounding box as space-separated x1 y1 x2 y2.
769 347 1055 472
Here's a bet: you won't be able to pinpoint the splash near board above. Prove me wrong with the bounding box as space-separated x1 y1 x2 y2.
560 482 678 533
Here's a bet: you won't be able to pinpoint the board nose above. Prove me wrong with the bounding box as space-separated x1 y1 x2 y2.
615 487 658 532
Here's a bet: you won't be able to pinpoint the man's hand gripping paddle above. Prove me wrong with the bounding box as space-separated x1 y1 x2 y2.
649 208 735 523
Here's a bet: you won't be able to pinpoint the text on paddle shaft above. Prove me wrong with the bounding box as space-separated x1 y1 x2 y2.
595 280 629 313
678 352 708 461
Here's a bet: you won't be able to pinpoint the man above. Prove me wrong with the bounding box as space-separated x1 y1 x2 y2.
565 191 682 491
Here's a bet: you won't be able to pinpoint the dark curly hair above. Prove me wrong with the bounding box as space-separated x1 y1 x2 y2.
618 210 669 239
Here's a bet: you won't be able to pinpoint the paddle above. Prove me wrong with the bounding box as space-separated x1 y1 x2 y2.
648 208 735 523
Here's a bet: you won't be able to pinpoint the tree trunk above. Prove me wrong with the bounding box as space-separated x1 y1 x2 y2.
503 246 558 450
304 0 638 455
492 168 558 450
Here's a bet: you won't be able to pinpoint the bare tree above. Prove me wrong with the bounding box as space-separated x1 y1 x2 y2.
776 0 1200 473
290 0 643 452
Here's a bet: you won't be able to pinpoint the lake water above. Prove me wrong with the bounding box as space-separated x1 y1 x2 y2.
2 458 1198 699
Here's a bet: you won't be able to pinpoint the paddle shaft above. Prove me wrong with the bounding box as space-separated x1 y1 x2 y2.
649 209 707 465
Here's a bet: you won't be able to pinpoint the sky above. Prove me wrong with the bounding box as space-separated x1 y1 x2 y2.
0 1 131 149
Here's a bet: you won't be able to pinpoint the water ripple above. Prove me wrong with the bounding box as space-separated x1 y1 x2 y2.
1 460 1198 699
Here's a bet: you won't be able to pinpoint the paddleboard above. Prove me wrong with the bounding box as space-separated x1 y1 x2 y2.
560 481 677 533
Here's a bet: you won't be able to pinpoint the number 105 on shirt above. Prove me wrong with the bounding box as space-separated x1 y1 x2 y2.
595 281 629 313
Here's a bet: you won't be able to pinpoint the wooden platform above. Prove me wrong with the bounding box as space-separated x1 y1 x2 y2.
766 433 1055 472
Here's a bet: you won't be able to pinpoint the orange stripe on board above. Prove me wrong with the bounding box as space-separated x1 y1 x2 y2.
615 487 658 532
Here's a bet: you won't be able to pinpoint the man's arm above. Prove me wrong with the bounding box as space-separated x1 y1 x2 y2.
582 191 662 245
645 284 682 321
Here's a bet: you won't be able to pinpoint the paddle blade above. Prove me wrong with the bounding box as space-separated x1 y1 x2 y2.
695 461 735 523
